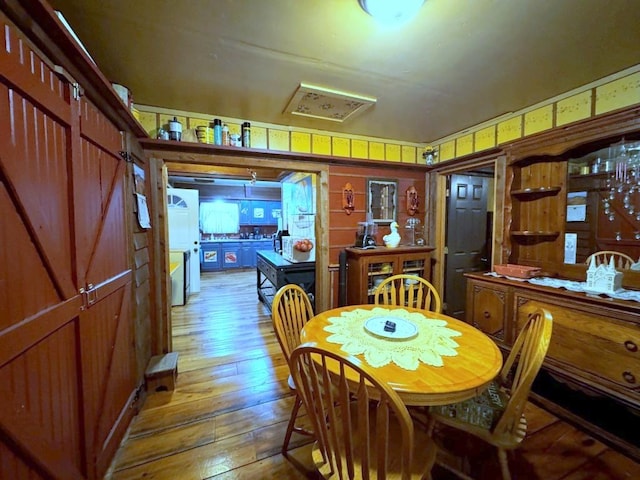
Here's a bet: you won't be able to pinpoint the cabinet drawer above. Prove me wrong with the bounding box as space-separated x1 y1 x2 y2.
467 279 510 343
516 297 640 393
257 256 278 286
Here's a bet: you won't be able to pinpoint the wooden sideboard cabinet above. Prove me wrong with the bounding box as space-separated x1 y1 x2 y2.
465 276 512 345
465 272 640 459
502 108 640 278
345 246 435 305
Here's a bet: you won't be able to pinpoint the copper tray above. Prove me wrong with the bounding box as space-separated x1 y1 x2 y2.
493 264 541 279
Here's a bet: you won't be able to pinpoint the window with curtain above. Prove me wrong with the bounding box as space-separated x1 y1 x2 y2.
200 201 240 234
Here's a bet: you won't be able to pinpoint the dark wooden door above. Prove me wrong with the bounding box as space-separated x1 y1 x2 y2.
0 13 136 479
445 174 490 319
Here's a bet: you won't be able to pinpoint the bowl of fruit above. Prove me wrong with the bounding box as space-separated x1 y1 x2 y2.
294 238 314 252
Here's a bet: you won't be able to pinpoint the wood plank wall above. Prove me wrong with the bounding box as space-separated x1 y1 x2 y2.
328 164 427 262
328 164 426 305
127 134 154 382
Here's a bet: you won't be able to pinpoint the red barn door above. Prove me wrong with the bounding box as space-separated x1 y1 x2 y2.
0 12 136 479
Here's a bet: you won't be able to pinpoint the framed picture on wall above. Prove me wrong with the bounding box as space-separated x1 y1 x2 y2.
367 178 397 224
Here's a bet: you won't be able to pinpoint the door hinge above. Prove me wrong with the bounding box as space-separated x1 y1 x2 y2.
119 151 133 163
53 65 84 100
444 246 448 255
71 83 82 100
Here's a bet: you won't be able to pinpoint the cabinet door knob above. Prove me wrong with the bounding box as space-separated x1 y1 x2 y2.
623 371 636 384
624 340 638 352
483 311 491 319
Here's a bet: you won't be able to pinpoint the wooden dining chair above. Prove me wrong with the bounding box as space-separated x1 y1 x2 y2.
271 284 315 454
425 308 553 480
585 250 635 270
289 343 433 479
373 274 442 313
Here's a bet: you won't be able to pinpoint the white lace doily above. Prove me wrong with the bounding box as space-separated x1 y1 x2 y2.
323 307 461 370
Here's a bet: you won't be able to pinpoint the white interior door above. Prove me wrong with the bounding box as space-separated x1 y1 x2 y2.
167 187 200 293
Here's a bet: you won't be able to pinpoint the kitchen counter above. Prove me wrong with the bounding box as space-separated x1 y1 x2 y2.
256 250 315 311
201 239 273 271
201 238 274 243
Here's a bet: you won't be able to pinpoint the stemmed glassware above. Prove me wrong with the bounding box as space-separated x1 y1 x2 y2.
604 141 640 238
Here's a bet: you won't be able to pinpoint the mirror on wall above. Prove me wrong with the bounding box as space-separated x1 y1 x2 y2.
367 178 397 224
566 138 640 263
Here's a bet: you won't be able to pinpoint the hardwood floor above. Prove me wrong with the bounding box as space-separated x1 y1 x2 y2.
106 269 640 479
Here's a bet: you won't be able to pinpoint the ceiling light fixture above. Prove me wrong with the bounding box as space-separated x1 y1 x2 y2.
358 0 425 24
284 83 376 123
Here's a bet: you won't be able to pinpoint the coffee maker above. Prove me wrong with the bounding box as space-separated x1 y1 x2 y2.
355 221 377 248
273 229 289 254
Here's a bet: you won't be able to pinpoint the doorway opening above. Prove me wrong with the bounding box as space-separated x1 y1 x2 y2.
432 156 501 321
444 168 494 319
157 157 330 354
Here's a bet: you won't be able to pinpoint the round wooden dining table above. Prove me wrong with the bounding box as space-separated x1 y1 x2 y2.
300 304 503 407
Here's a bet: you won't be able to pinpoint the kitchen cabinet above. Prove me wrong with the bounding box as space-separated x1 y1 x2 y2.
239 200 251 225
202 240 274 270
244 240 273 267
345 246 435 305
241 243 254 268
267 201 282 225
465 272 640 460
201 243 222 271
222 242 242 269
239 200 282 226
251 200 267 224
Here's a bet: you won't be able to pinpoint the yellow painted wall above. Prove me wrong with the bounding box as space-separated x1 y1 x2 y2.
430 66 640 162
135 66 640 166
136 105 426 164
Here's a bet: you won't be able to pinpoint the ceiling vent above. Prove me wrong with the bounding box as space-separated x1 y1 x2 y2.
284 83 376 123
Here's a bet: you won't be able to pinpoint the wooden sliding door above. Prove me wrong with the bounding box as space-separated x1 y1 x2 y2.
0 12 136 479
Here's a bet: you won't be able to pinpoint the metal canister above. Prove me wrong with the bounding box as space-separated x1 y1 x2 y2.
212 119 222 145
196 125 211 143
241 122 251 148
157 128 169 140
221 124 230 146
168 117 182 141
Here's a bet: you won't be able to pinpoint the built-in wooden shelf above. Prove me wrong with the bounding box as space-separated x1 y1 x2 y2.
511 186 562 198
511 230 560 238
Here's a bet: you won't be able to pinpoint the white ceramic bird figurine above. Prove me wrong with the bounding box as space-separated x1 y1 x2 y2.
383 221 401 248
